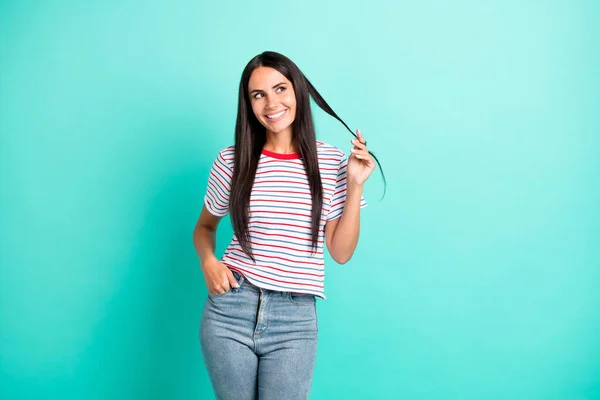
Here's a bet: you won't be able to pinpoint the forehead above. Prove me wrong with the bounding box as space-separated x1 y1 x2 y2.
248 67 291 90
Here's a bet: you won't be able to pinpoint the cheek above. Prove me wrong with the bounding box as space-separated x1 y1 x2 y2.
250 102 263 119
285 94 297 112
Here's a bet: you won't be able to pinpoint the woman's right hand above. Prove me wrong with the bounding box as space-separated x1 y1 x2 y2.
201 257 240 295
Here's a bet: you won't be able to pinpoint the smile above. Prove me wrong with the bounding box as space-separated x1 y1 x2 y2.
265 109 287 122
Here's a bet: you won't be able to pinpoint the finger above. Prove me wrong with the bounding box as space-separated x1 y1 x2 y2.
210 286 227 295
351 148 370 158
218 281 230 294
351 138 366 151
351 149 374 164
356 129 366 144
227 269 240 288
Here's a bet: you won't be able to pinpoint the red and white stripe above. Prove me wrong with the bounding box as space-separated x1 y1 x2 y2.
203 141 367 299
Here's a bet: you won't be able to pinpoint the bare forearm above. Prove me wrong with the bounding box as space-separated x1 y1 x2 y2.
330 183 363 263
193 225 218 268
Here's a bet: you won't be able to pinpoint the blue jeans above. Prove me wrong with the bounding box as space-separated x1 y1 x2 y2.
200 270 319 400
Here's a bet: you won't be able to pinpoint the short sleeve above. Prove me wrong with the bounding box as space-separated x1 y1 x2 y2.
204 149 233 217
326 154 368 221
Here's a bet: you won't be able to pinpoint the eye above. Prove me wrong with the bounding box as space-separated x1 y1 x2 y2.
276 86 286 93
253 92 264 99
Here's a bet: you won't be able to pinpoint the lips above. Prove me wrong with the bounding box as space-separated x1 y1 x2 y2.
265 109 287 122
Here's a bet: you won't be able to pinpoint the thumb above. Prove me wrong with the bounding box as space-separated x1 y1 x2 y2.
226 269 240 288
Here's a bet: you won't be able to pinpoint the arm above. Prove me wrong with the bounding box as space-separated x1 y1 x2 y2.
325 129 374 264
192 204 222 267
193 205 239 294
325 183 364 264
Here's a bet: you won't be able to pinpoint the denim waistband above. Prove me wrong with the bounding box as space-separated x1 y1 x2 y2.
231 269 259 292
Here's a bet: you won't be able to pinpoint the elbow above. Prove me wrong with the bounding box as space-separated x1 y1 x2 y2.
193 223 216 240
192 224 204 243
192 227 198 245
333 254 353 265
329 243 357 265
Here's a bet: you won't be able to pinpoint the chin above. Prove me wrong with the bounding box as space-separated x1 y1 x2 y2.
264 122 292 134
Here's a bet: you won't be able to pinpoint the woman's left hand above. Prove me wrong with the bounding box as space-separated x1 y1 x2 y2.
348 129 376 187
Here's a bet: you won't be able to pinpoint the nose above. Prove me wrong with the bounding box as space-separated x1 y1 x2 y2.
265 95 279 110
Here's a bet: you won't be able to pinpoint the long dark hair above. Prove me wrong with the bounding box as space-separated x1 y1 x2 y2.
230 51 386 262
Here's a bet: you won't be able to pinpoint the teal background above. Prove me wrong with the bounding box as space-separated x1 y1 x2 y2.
1 1 599 399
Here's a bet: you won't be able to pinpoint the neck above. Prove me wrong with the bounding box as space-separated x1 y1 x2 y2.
263 126 298 153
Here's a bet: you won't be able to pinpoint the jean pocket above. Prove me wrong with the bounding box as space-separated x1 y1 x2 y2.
208 270 245 298
288 292 316 306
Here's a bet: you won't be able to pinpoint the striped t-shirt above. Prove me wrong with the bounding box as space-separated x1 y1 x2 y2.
204 141 367 299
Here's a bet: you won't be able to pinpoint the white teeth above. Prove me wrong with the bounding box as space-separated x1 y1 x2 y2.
266 110 285 119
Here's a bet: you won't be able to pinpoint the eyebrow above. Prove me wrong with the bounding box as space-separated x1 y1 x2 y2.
249 82 287 94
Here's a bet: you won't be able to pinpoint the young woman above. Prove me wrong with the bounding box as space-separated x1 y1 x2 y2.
193 51 383 400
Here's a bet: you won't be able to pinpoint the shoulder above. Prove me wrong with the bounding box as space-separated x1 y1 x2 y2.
316 141 345 162
218 145 235 158
214 145 235 169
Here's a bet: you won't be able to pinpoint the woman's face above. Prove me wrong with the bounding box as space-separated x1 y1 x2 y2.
248 66 297 134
